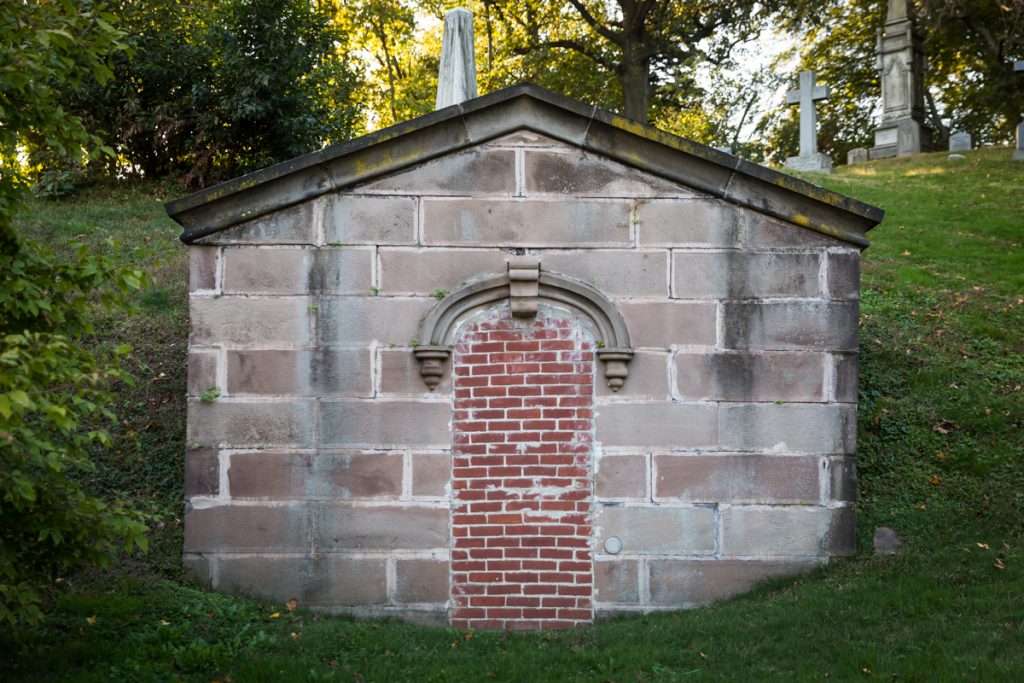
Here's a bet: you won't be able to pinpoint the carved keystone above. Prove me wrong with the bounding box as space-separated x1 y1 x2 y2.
507 256 540 317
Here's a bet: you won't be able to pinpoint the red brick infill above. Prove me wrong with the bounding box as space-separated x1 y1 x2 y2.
450 309 595 630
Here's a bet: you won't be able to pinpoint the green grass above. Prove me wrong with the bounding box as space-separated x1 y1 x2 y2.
2 149 1022 681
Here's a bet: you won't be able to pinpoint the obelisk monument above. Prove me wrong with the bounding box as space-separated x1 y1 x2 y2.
436 8 477 110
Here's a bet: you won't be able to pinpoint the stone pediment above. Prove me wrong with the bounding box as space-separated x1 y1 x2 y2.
165 83 882 248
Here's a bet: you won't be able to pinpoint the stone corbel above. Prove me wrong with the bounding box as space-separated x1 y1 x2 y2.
413 346 450 390
596 348 634 392
507 256 540 317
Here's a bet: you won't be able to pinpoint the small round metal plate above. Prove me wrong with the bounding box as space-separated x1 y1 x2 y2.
604 536 622 555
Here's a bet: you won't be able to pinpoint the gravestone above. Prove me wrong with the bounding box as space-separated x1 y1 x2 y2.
870 0 933 158
784 70 833 173
435 8 477 109
948 132 971 151
847 147 869 165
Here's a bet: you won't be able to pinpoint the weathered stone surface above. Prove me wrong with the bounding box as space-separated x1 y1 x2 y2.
948 132 971 152
597 403 717 449
648 559 819 606
827 251 860 300
315 504 448 550
411 451 451 497
873 527 902 555
310 248 376 294
358 149 515 195
829 455 857 502
719 403 856 454
191 297 311 347
742 215 842 248
722 302 858 351
217 555 388 605
619 302 717 348
320 400 452 448
541 250 669 299
720 506 851 556
228 451 403 500
317 298 431 346
675 352 825 402
185 448 219 498
200 202 317 245
524 150 695 197
222 247 309 294
379 248 507 295
422 199 631 247
672 251 821 299
654 455 820 504
324 195 417 245
595 454 647 499
847 148 869 165
226 348 372 397
189 247 218 291
184 504 308 552
378 348 453 396
594 506 716 555
187 399 316 448
187 349 218 397
635 200 743 247
597 351 669 399
395 559 449 603
482 130 573 148
594 559 640 603
833 353 859 403
183 553 212 586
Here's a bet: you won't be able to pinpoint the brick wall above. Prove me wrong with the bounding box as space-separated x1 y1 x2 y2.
450 310 594 630
183 129 860 625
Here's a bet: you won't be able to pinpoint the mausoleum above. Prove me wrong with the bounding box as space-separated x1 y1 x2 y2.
167 82 883 630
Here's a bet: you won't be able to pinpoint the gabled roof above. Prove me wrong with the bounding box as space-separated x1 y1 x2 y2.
165 83 883 248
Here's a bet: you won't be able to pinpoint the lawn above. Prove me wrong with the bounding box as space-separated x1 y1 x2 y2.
1 148 1021 681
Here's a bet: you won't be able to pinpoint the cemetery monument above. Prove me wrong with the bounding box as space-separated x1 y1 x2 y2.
784 70 833 173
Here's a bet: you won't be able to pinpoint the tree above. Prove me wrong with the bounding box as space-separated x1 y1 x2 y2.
0 0 148 625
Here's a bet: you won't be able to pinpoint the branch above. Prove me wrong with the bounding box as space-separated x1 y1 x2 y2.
513 39 616 71
566 0 621 45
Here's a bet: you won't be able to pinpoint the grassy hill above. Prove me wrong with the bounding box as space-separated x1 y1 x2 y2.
2 148 1022 681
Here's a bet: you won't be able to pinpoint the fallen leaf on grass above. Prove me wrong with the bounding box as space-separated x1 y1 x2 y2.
916 503 927 510
85 615 96 625
929 475 941 485
286 598 298 612
994 559 1006 570
977 543 989 550
269 612 281 619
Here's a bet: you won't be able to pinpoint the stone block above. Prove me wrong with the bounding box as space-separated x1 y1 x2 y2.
597 351 670 399
672 251 821 299
190 297 311 347
228 451 310 499
948 132 971 151
315 504 448 551
540 251 669 299
654 455 820 504
228 451 403 500
185 448 219 498
226 348 372 397
187 349 218 397
187 399 316 448
184 504 308 553
833 353 859 403
635 200 743 248
311 248 376 295
742 215 841 248
847 148 868 165
320 400 452 448
216 555 388 606
722 301 858 351
379 248 507 295
422 199 631 247
324 195 417 245
648 559 819 606
183 553 212 587
619 302 717 348
720 505 852 557
411 452 451 497
317 298 431 346
597 403 717 449
594 559 640 603
524 150 694 197
827 251 860 300
595 455 647 499
719 403 856 454
222 247 309 294
189 247 218 291
594 506 716 555
394 559 449 603
200 202 317 245
829 456 858 502
379 348 452 396
357 148 515 195
675 352 825 402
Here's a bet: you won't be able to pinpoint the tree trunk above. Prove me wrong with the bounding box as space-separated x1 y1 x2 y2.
618 56 650 122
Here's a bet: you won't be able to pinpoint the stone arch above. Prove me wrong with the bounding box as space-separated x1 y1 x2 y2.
413 259 634 391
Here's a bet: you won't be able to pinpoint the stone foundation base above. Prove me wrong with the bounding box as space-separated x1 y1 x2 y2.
785 153 833 173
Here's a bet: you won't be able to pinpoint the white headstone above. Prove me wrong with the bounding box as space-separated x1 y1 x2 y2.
784 70 832 173
435 8 477 110
1014 122 1024 161
948 132 971 151
847 147 869 165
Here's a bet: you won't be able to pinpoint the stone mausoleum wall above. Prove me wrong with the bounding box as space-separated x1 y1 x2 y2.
183 130 860 626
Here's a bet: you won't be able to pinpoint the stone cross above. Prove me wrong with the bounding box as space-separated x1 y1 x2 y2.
435 8 477 110
786 71 829 158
